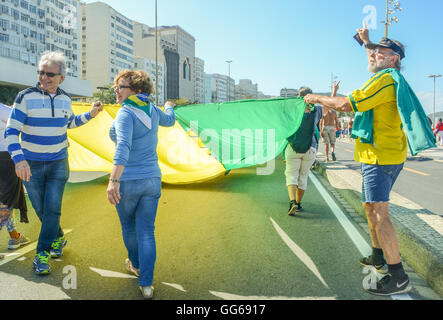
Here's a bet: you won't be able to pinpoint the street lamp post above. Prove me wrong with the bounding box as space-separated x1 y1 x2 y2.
429 74 442 126
226 60 232 102
381 0 402 38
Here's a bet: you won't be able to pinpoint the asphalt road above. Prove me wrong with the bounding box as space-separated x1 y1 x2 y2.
322 139 443 216
0 157 440 300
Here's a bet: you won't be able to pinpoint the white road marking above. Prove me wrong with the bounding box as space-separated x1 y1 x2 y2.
309 173 414 300
0 271 71 300
162 282 187 292
391 293 413 300
0 229 72 267
89 267 137 279
270 218 329 289
209 291 336 300
309 173 371 257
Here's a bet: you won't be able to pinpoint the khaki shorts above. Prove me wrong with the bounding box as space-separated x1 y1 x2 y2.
285 146 316 190
322 126 336 145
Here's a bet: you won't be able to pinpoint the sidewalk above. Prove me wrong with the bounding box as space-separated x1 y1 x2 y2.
315 142 443 298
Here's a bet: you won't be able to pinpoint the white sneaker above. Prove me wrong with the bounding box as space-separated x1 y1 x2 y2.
139 286 154 299
8 234 31 250
125 258 139 277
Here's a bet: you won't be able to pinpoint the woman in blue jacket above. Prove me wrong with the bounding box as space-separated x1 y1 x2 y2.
107 70 175 299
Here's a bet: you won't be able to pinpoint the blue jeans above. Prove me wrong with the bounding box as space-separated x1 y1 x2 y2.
361 163 404 203
24 159 68 253
115 177 161 287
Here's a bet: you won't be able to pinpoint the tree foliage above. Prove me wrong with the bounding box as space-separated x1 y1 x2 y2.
170 97 191 106
89 83 117 105
0 86 20 105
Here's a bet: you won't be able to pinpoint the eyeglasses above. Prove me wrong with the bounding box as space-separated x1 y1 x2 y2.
115 85 132 91
37 70 61 77
369 48 397 57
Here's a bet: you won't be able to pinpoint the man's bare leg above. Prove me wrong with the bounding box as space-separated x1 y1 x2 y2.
364 202 401 264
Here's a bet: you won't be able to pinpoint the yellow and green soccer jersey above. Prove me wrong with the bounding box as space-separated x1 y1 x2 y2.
348 72 407 165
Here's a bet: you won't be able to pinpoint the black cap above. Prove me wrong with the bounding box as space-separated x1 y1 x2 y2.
366 37 405 60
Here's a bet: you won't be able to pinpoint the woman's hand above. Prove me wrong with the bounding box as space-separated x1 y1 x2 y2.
107 181 121 205
164 101 176 109
15 160 31 182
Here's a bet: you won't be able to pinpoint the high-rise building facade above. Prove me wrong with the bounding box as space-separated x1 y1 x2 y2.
133 22 180 102
207 73 235 103
280 88 298 97
193 57 205 104
154 25 195 102
0 0 91 96
235 79 258 100
134 56 165 106
80 2 134 91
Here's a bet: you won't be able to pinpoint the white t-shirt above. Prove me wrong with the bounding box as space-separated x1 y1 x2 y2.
0 103 12 152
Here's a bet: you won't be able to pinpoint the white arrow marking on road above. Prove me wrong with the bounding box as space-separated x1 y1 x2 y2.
270 218 329 289
0 229 73 266
209 291 336 300
162 282 187 292
89 267 138 279
0 271 71 300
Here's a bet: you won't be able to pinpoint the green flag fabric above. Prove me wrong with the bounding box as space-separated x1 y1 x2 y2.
175 97 308 170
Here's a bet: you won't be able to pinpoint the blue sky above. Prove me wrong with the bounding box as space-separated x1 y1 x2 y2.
83 0 443 115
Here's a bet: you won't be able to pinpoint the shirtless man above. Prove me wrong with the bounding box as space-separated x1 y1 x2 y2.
319 81 340 162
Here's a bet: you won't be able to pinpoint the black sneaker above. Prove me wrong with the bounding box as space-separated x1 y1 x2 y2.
359 255 388 274
366 274 412 296
295 203 303 212
288 201 297 216
331 152 336 161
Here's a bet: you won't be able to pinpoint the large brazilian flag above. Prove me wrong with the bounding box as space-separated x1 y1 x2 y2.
175 97 307 170
68 98 307 184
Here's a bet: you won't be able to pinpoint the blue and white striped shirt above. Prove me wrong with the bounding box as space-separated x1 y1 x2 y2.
5 84 92 163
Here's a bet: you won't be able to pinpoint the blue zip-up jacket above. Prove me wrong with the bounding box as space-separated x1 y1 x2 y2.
109 96 175 181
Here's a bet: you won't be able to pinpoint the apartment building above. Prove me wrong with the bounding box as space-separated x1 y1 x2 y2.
133 21 178 102
80 1 134 92
206 73 235 103
280 88 298 97
154 25 195 102
235 79 258 100
0 0 91 96
193 56 205 104
134 56 165 106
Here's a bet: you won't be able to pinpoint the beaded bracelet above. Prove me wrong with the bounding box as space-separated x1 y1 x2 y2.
109 178 120 183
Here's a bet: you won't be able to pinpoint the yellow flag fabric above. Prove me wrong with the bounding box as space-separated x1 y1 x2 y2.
68 103 226 184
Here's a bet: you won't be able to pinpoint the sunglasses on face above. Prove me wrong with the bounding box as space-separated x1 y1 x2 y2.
369 48 395 56
115 85 132 91
37 70 61 77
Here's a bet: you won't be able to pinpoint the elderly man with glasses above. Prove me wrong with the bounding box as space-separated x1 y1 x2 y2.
5 51 103 275
303 25 414 296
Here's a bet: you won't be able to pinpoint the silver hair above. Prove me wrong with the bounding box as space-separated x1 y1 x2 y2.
298 86 313 97
38 51 67 75
393 53 402 70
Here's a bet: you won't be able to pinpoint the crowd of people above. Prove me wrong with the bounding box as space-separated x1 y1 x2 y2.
0 23 437 299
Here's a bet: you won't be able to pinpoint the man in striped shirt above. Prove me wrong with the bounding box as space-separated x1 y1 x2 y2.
5 51 103 275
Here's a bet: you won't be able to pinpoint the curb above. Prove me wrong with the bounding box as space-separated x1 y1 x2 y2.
316 160 443 298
